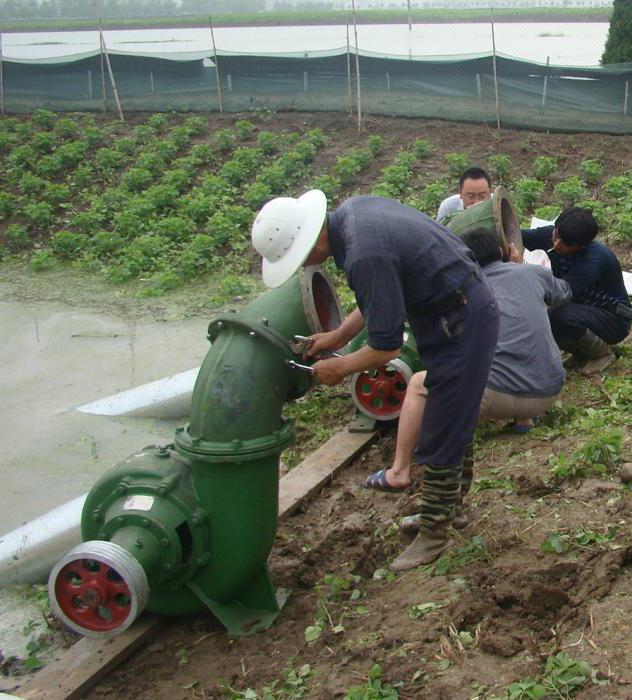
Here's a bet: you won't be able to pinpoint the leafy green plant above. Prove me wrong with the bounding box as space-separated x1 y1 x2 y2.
367 134 384 156
31 108 56 130
24 201 55 229
409 179 450 216
602 174 632 199
41 183 70 206
553 176 587 207
580 159 604 185
434 535 489 575
84 125 105 147
532 155 558 180
54 117 78 139
412 138 433 158
221 663 314 700
548 425 623 482
148 113 168 132
533 205 559 221
513 177 545 211
121 167 154 193
5 224 29 246
489 153 512 182
445 151 469 178
95 147 126 171
30 250 57 271
114 137 136 155
243 181 273 210
312 174 340 201
409 601 442 619
31 131 54 154
235 119 255 139
51 230 87 258
344 664 399 700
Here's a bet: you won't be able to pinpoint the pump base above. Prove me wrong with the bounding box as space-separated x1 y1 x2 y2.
187 567 290 636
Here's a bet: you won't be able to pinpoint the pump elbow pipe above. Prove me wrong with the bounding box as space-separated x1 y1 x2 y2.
47 266 343 638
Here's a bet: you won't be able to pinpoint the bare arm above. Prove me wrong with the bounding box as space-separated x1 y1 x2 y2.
306 307 366 356
311 345 400 386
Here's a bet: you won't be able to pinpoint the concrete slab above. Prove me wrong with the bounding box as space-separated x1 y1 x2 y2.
0 301 209 534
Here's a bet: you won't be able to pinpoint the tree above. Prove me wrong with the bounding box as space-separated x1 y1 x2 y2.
602 0 632 64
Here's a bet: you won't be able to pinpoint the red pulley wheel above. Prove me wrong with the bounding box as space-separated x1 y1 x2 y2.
350 358 413 421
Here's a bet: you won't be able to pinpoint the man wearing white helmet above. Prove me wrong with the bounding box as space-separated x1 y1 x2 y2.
252 191 499 571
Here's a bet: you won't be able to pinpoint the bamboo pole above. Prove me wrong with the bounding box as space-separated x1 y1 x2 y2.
209 15 224 113
407 0 412 31
351 0 362 133
0 29 5 116
490 6 501 132
346 23 353 116
624 80 629 116
541 55 550 110
99 21 124 121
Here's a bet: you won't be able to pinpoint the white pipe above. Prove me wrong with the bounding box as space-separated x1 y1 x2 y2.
0 495 86 585
77 367 199 418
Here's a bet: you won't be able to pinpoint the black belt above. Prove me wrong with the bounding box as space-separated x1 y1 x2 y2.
425 271 479 316
615 303 632 322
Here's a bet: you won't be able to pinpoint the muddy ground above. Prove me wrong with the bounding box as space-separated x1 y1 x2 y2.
3 112 632 698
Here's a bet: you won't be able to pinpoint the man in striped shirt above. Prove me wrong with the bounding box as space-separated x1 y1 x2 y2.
522 206 631 374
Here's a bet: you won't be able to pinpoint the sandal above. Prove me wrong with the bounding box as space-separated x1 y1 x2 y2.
364 468 410 492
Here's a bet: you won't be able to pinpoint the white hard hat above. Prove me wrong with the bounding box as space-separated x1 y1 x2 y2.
251 189 327 288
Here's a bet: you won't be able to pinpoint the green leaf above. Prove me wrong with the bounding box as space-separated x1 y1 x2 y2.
304 625 323 643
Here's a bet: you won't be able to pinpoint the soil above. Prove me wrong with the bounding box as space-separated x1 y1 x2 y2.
4 112 632 699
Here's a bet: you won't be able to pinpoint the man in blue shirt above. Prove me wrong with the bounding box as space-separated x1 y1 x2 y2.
252 191 499 570
522 207 631 374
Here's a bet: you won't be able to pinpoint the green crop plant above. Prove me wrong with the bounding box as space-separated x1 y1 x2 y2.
235 119 255 139
112 211 147 239
114 137 136 155
577 199 610 229
333 148 371 185
221 663 314 700
89 231 122 257
121 167 154 193
0 131 14 153
18 173 46 195
412 138 433 158
133 124 154 144
243 181 273 210
8 144 37 169
553 176 587 207
71 164 96 190
513 177 545 211
168 126 193 149
189 143 214 165
534 205 559 221
147 113 168 132
53 117 78 139
5 224 29 246
68 209 106 235
549 426 623 482
162 168 193 192
41 183 71 206
31 131 54 154
344 665 399 700
580 159 604 185
532 155 558 180
153 139 179 161
311 174 340 201
0 192 13 219
182 116 206 135
51 230 88 259
24 201 55 229
56 141 89 168
489 153 512 182
95 148 126 171
256 130 280 155
372 151 416 198
199 173 235 199
367 134 384 156
602 174 632 199
153 215 195 241
30 250 57 271
612 212 632 241
305 128 326 148
206 205 253 247
434 535 489 575
135 151 165 174
34 154 63 179
409 179 450 216
181 192 221 224
31 108 56 130
445 151 469 178
214 128 236 152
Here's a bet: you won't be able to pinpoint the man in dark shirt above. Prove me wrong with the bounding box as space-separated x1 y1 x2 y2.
522 206 631 374
252 192 499 571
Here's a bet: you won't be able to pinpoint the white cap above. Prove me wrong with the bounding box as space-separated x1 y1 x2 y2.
251 189 327 288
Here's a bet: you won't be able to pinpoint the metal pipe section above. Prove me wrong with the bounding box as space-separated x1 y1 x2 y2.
0 494 86 585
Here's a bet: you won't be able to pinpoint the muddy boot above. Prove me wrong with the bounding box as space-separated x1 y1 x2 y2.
453 442 474 530
560 330 614 376
401 507 465 532
390 462 460 571
389 524 452 571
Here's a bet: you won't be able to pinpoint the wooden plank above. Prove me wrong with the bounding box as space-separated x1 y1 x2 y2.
15 423 375 700
16 615 165 700
279 425 377 518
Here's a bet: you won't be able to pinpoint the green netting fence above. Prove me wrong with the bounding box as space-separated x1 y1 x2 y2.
4 48 632 133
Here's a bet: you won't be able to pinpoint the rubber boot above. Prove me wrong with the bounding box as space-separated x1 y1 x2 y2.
389 523 452 571
389 462 461 572
454 442 474 529
560 329 614 376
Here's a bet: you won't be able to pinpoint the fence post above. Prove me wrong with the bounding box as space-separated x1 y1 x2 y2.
541 56 550 110
227 74 232 93
149 71 155 94
303 71 308 92
87 69 93 98
624 81 629 116
0 29 4 116
475 73 482 101
386 72 390 90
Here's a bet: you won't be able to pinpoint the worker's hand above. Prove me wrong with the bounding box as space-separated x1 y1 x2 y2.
305 330 343 359
311 358 347 386
508 243 523 264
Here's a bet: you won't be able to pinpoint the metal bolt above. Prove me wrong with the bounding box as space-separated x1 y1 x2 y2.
216 321 223 330
141 518 150 527
135 539 144 549
249 331 257 338
161 539 169 548
191 515 200 525
157 486 167 495
260 317 269 325
115 485 126 495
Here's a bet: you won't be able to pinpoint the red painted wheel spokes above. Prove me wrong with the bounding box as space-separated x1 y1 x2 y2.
54 558 133 632
353 365 408 418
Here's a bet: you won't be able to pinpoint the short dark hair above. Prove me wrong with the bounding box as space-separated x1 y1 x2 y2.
555 206 598 247
459 167 492 189
461 227 502 268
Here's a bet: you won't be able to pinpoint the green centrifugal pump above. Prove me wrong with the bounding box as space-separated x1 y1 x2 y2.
48 266 343 637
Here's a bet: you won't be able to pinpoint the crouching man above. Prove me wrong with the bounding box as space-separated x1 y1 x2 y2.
252 191 499 570
523 207 631 374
